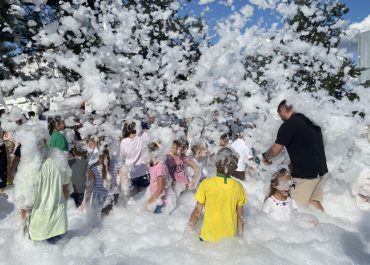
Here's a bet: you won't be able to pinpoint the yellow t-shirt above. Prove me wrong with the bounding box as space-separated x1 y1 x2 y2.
195 176 247 242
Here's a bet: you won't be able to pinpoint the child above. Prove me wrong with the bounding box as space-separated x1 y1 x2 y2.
218 133 229 148
188 141 209 188
188 147 247 242
80 137 111 218
145 142 170 213
15 124 71 243
68 144 88 207
165 138 199 196
47 115 69 152
262 168 298 222
102 142 121 215
119 120 150 195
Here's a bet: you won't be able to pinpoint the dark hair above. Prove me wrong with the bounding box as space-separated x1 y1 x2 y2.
99 145 110 180
277 100 293 113
173 138 187 148
70 145 87 158
220 133 229 141
86 136 99 146
122 121 136 138
148 142 160 153
47 115 63 135
215 147 238 175
148 142 160 167
28 111 36 118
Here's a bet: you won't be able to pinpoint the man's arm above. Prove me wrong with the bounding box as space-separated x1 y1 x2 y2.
188 202 204 229
262 143 284 164
237 205 244 237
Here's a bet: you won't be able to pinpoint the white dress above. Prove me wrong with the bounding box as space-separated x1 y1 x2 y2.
262 196 298 222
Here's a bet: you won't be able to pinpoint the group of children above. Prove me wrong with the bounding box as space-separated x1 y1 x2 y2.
62 118 303 242
1 112 304 243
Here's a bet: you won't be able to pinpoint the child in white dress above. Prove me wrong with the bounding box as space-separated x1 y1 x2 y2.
262 168 298 222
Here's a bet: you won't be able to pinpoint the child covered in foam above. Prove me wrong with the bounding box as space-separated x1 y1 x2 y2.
262 168 298 222
262 168 318 227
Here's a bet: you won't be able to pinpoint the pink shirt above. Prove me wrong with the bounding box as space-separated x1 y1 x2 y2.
149 162 169 203
165 154 189 184
119 132 149 178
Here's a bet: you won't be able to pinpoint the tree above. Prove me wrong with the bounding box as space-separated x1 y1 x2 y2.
0 0 207 119
244 0 364 100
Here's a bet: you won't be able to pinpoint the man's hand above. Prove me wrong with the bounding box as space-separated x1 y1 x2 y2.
262 154 272 165
262 144 284 165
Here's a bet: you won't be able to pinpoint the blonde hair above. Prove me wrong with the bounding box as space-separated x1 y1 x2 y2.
265 168 291 200
190 141 207 155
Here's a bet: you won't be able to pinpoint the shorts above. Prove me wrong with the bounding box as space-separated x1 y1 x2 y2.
131 174 150 188
291 176 324 208
70 192 84 207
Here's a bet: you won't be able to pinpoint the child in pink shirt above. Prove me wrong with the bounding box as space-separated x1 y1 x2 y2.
146 142 170 213
165 139 199 197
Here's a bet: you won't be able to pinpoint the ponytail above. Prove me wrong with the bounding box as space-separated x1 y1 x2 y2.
47 115 63 135
100 145 110 180
122 121 136 138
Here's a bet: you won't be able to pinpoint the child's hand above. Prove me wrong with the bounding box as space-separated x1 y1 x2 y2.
20 209 28 220
188 180 197 190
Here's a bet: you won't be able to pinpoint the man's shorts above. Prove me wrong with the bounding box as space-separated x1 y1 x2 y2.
291 176 324 208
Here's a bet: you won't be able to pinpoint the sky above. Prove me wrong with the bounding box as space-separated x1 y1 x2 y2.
184 0 370 36
181 0 370 61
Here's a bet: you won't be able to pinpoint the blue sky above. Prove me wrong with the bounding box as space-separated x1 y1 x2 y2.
184 0 370 34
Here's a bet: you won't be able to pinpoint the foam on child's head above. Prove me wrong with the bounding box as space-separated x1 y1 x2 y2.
271 168 294 191
190 140 207 154
272 168 290 180
216 147 239 175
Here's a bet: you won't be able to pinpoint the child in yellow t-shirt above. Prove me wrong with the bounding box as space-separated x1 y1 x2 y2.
188 147 247 242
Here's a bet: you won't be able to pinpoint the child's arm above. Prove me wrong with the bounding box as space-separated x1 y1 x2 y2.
79 170 95 210
186 159 200 189
188 202 204 229
237 205 244 237
63 184 70 201
147 176 165 205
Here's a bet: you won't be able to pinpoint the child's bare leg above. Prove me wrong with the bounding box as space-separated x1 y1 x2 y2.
118 166 131 196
